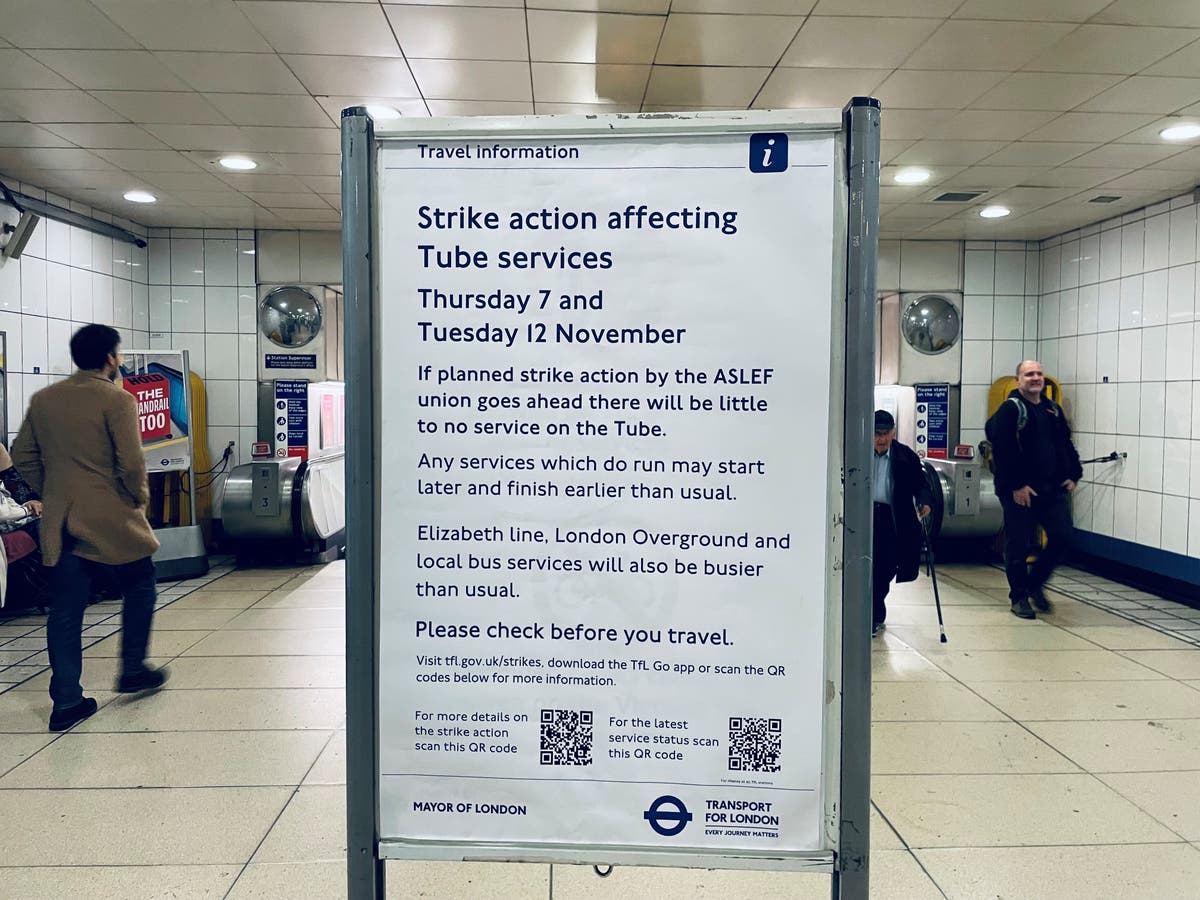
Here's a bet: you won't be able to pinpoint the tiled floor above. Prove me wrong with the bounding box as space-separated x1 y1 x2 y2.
1 560 1199 898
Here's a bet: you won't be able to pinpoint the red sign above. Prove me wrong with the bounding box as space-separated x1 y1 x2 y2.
121 373 171 443
251 441 271 458
953 444 975 459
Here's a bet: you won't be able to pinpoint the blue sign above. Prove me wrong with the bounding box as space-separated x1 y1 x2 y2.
915 384 950 459
749 133 788 173
643 795 692 837
274 379 309 459
266 354 317 369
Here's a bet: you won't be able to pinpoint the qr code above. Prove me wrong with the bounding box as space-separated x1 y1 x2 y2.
728 717 782 772
540 709 593 766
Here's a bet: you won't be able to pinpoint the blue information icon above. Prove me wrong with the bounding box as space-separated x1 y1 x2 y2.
749 133 788 173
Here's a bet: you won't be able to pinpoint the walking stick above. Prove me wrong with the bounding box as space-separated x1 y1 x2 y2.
921 515 948 644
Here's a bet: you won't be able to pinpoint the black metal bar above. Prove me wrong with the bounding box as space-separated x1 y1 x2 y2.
0 182 146 247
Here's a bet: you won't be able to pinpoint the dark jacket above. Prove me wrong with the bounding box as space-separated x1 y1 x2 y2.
988 390 1083 496
885 440 933 583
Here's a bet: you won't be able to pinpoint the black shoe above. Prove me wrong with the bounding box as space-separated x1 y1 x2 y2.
116 666 169 694
1010 597 1036 620
1030 585 1052 613
871 621 884 638
49 697 98 731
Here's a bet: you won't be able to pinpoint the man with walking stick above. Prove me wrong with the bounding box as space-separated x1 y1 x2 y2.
871 410 932 638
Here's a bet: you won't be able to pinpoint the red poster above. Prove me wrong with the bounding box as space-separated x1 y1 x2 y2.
121 373 171 443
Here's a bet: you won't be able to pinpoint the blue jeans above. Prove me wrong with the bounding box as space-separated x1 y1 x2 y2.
47 551 157 710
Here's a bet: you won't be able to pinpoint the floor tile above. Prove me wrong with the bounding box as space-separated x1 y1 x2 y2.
887 624 1097 652
14 656 172 693
182 629 345 656
0 730 332 788
213 575 297 591
1026 719 1200 772
883 604 1026 627
253 785 345 863
872 722 1077 775
0 625 36 638
1100 772 1200 840
167 590 271 610
251 589 346 610
870 650 952 682
916 843 1200 900
871 681 1005 722
0 732 57 778
0 865 239 898
1062 625 1196 650
0 786 292 865
225 607 345 630
304 730 345 785
385 860 550 900
164 655 345 690
0 665 45 686
872 803 905 850
227 860 346 899
873 774 1178 848
0 648 36 665
972 680 1200 721
0 690 116 733
72 688 345 732
551 862 828 900
929 650 1165 683
1119 650 1200 679
83 630 208 658
147 608 244 631
1 637 45 652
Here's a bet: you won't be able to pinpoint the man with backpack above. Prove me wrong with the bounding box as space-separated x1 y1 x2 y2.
986 360 1083 620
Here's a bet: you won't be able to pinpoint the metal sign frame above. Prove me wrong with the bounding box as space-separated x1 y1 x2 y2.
342 99 879 900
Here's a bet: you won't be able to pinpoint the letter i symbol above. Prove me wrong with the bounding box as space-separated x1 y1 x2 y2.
761 139 774 169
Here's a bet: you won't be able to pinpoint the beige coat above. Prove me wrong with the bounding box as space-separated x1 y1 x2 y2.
12 371 159 567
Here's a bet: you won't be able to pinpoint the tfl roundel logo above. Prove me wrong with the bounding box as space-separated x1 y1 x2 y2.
644 795 692 837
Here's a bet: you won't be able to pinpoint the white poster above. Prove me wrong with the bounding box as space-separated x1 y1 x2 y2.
376 126 838 857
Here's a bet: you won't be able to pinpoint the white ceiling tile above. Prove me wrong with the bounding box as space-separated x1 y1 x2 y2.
1143 40 1200 77
656 14 802 66
28 51 190 92
268 154 342 177
299 175 341 194
238 126 341 154
780 15 939 68
0 147 117 171
753 67 887 109
1066 143 1190 168
672 0 815 11
1020 112 1159 143
1022 25 1200 74
935 166 1049 190
640 103 728 111
0 50 75 89
409 60 533 101
90 91 231 125
1113 115 1200 144
282 56 420 98
172 191 258 207
178 150 281 174
981 141 1095 166
312 96 429 122
879 165 965 187
907 21 1074 70
531 63 650 105
384 6 528 61
156 52 309 95
643 66 768 107
987 185 1081 208
264 208 340 224
535 101 641 114
880 109 955 141
92 149 207 173
952 0 1112 20
235 2 401 56
1076 77 1200 114
880 139 916 163
203 94 334 128
812 0 959 14
0 90 126 123
1097 169 1199 190
528 11 665 64
426 100 535 116
874 70 1007 110
135 171 237 192
244 192 329 209
971 73 1123 112
0 0 140 49
0 123 74 148
527 1 669 11
1093 0 1200 27
892 139 1009 166
926 109 1058 142
91 0 271 52
1148 146 1200 170
141 124 252 151
1034 167 1127 188
41 123 170 150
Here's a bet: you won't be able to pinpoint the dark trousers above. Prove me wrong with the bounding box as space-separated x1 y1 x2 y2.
47 551 157 710
1000 490 1074 603
872 503 898 626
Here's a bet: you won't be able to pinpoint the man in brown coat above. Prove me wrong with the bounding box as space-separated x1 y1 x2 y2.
13 324 167 731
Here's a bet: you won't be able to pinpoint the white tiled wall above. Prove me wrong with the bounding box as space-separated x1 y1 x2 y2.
959 240 1042 449
1039 193 1200 559
145 228 259 505
0 183 150 447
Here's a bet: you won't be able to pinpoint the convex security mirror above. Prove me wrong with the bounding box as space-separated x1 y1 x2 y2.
260 285 323 349
901 294 960 355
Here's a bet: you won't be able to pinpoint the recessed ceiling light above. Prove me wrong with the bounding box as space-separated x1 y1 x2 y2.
1160 122 1200 142
979 205 1010 219
366 104 401 121
124 190 156 203
219 156 257 170
894 168 931 185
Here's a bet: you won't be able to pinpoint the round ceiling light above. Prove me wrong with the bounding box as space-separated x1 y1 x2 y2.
123 190 156 203
894 168 931 185
219 156 257 170
979 205 1011 219
1160 122 1200 142
366 104 401 121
